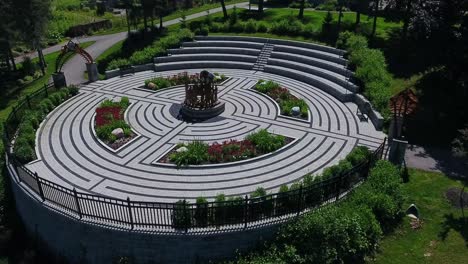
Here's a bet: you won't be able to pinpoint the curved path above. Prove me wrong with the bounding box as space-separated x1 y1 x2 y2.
26 68 385 203
15 2 249 85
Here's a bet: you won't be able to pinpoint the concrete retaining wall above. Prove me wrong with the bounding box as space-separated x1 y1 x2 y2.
8 163 280 264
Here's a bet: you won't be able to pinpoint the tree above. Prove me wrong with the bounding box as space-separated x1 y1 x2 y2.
17 0 52 75
220 0 228 19
351 0 371 29
337 0 347 34
298 0 306 19
258 0 264 14
371 0 380 39
122 0 133 34
0 0 17 71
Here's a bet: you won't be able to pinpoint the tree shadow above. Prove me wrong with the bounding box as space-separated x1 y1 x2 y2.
438 213 468 247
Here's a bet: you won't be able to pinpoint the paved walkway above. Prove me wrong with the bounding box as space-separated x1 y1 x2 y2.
405 145 468 178
27 68 385 202
15 2 250 85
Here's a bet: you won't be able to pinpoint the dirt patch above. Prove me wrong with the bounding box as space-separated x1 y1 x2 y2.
108 132 137 150
445 187 468 208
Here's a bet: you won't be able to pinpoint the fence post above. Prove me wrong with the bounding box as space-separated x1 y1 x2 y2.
127 197 134 230
26 95 31 109
243 195 249 229
35 172 45 201
4 122 9 141
335 174 343 201
296 184 303 217
183 199 189 233
73 188 82 219
12 106 17 122
44 84 49 97
381 137 387 160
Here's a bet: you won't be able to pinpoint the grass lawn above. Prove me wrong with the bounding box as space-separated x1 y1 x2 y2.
163 0 247 22
0 41 95 121
369 169 468 264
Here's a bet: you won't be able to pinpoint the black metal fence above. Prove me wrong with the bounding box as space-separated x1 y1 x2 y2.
2 84 386 232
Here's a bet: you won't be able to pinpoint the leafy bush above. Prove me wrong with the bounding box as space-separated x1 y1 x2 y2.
280 98 308 117
169 141 210 167
255 80 281 93
246 129 285 153
271 19 303 36
244 19 257 33
106 29 194 70
107 58 131 70
96 120 131 143
14 143 35 164
68 85 80 96
338 32 392 119
173 200 191 229
257 22 268 33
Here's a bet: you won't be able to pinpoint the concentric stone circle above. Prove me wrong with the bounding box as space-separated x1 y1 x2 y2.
27 69 385 203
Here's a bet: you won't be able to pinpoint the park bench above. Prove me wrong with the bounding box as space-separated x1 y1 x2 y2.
119 65 135 77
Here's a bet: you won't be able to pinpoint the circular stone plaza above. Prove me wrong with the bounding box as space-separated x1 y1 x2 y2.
28 72 384 203
8 36 386 263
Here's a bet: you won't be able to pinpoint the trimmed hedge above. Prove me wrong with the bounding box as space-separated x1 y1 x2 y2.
13 87 75 163
106 29 194 70
232 160 403 264
337 32 392 119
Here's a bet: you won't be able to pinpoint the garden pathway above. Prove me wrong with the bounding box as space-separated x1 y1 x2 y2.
14 2 250 83
26 69 385 203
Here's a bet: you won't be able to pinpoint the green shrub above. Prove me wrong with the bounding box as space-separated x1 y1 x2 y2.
209 22 223 32
251 187 267 198
173 200 191 229
169 141 209 167
50 93 63 106
195 197 209 227
346 146 371 166
68 85 80 96
257 22 268 33
271 19 303 36
22 111 40 130
145 77 172 90
230 22 245 33
96 120 131 142
107 58 131 70
14 142 35 163
246 129 285 153
244 19 257 33
195 26 209 36
255 80 280 93
280 98 308 117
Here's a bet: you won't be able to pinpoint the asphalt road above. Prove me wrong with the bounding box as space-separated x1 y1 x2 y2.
15 2 249 85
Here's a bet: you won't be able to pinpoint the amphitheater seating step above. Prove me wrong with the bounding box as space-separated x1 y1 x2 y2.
263 65 353 102
154 61 253 72
168 47 261 56
183 41 264 50
155 54 258 64
267 58 358 93
274 45 347 66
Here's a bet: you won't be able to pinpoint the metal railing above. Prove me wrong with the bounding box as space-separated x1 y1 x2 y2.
2 83 387 232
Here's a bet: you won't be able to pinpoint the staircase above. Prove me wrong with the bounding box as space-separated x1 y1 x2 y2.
252 43 274 71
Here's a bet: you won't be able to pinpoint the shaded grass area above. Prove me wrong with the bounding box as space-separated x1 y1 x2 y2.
163 0 247 22
0 41 95 121
369 169 468 264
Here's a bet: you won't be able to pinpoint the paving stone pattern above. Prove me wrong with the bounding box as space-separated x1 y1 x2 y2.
27 67 384 203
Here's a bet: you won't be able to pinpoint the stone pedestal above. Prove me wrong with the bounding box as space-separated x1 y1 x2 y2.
180 102 225 121
388 138 408 166
86 62 99 82
52 72 67 88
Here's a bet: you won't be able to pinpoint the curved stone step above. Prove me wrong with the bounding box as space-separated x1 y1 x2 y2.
263 65 354 102
155 54 258 64
154 61 253 72
267 58 359 93
194 35 346 56
168 47 261 56
270 51 350 76
274 45 347 66
183 41 264 50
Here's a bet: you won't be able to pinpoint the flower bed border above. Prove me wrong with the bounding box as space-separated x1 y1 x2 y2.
92 102 141 153
154 134 297 168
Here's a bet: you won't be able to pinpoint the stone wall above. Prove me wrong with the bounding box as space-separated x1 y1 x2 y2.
8 164 280 264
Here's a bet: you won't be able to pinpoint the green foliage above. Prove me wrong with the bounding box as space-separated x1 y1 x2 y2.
234 161 403 264
257 22 268 33
244 19 257 33
251 187 267 198
255 80 280 93
338 32 392 119
271 19 304 36
280 98 308 117
68 84 80 96
246 129 285 153
173 200 191 229
106 29 194 70
145 77 172 90
96 120 131 143
99 97 130 109
169 141 210 167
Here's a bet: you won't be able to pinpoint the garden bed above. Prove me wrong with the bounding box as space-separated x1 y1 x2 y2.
158 129 293 166
94 97 137 150
254 80 309 119
144 72 228 91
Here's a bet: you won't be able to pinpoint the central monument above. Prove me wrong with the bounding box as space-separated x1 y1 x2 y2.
180 70 225 121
